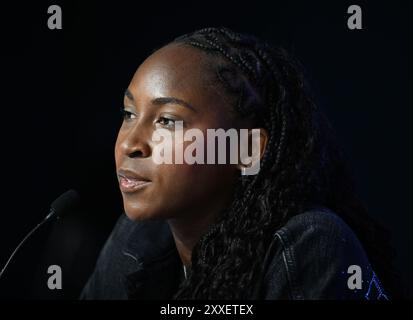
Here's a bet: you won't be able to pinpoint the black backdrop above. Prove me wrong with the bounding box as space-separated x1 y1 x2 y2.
0 0 411 299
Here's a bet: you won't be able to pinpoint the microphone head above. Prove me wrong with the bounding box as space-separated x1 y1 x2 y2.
50 189 81 218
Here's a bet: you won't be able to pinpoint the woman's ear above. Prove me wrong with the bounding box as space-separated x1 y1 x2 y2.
237 128 269 175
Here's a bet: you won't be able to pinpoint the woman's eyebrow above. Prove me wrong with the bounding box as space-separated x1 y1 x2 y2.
124 89 134 101
151 97 197 113
124 88 197 113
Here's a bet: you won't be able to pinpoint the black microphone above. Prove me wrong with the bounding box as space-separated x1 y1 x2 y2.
0 189 80 280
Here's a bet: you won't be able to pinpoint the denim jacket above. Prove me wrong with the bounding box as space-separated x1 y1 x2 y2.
80 206 388 300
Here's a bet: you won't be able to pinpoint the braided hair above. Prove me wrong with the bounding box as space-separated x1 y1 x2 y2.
161 27 400 299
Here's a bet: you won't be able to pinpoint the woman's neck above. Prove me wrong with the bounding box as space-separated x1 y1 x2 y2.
167 209 221 267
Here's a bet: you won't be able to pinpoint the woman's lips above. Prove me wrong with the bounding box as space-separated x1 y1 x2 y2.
118 175 151 193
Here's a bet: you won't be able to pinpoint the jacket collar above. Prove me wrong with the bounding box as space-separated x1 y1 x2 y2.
121 219 182 299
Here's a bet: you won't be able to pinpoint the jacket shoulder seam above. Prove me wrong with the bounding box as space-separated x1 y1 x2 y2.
273 228 305 299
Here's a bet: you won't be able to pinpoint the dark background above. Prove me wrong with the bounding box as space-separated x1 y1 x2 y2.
0 0 411 299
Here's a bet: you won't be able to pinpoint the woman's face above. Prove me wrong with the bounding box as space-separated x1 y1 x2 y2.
115 43 243 221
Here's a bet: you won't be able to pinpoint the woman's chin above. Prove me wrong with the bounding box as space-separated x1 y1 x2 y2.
124 209 152 221
123 204 166 221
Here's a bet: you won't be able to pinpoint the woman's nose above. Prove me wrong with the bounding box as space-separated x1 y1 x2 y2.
118 126 152 159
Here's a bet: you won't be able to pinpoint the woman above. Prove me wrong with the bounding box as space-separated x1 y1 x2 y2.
81 27 397 299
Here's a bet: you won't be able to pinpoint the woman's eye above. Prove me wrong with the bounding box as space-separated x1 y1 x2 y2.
120 109 137 121
156 116 178 129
